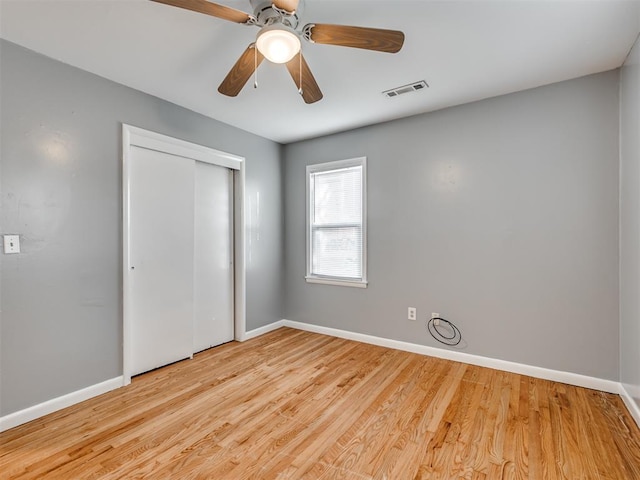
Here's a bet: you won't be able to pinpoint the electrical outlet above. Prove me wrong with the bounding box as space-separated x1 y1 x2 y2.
408 307 417 321
431 312 440 319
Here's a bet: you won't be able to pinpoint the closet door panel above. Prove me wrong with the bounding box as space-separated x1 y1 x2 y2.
129 146 195 376
194 162 234 352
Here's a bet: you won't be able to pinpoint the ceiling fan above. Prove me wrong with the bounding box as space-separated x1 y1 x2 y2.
151 0 405 104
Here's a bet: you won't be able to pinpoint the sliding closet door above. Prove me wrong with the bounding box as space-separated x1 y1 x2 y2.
129 146 195 376
193 162 234 352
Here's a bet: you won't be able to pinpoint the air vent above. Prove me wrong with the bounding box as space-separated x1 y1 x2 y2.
383 81 429 98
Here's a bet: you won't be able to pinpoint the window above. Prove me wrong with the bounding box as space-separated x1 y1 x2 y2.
306 157 367 288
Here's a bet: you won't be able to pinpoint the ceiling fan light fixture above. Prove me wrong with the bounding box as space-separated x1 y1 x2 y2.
256 26 301 64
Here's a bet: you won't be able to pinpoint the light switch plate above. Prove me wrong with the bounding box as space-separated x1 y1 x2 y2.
3 235 20 254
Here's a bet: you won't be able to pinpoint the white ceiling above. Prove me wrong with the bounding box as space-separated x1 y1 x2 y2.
1 0 639 144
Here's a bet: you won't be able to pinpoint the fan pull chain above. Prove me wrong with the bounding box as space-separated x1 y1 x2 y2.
298 52 303 96
253 45 258 89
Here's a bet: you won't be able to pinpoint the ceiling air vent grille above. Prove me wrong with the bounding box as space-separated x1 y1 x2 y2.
383 80 429 98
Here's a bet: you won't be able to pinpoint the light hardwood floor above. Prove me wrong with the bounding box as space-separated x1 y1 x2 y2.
2 327 640 479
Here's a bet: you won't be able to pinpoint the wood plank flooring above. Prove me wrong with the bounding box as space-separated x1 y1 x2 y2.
2 327 640 479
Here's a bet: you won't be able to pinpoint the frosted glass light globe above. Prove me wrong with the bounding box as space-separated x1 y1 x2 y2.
256 27 301 64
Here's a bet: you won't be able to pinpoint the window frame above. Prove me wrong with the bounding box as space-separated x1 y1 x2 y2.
305 157 368 288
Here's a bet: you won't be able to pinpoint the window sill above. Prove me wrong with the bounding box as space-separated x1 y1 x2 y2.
305 276 368 288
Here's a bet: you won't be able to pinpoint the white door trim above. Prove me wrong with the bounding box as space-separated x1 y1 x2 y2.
122 124 246 385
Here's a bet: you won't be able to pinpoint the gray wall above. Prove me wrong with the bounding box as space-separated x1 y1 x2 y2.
0 36 627 419
283 71 620 380
620 33 640 408
0 40 283 416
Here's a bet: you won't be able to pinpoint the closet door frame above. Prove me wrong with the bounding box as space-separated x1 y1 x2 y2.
122 124 246 386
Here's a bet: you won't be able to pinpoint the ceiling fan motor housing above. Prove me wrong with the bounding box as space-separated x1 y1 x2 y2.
249 0 303 29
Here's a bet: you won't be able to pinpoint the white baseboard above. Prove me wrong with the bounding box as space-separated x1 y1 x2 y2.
241 320 286 341
0 376 124 433
278 320 621 394
3 323 635 432
1 320 287 431
620 383 640 427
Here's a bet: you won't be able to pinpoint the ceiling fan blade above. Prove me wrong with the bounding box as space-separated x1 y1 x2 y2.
151 0 252 24
286 52 323 104
272 0 299 14
218 44 264 97
305 24 404 53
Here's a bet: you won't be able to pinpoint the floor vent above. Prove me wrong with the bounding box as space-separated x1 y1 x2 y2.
383 81 429 98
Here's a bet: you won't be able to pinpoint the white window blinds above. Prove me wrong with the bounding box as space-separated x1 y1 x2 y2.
307 158 367 287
